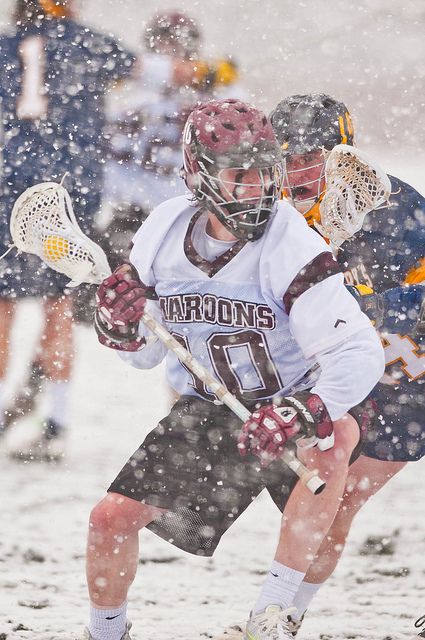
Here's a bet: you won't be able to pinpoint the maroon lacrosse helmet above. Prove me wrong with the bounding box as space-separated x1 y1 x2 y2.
144 11 201 58
182 99 283 241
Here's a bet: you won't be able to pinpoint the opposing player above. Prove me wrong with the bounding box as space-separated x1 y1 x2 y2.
0 0 136 457
83 99 384 640
267 94 424 634
102 10 241 268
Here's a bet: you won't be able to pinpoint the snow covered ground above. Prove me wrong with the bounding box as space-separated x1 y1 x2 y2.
1 301 424 640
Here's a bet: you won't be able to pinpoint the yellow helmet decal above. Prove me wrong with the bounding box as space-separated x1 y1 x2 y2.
338 111 354 145
345 111 354 138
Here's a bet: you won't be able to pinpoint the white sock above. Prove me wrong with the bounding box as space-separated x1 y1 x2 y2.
88 602 127 640
253 561 305 614
292 580 324 619
45 380 70 427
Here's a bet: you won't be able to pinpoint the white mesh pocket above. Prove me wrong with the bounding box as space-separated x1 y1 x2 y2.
10 182 111 285
318 144 391 247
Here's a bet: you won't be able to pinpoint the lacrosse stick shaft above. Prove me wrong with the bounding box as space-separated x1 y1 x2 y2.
141 311 326 495
8 181 324 494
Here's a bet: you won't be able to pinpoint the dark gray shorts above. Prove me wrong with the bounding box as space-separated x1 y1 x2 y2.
108 395 299 556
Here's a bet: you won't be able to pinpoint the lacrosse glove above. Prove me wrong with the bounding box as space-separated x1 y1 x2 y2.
238 391 334 467
94 264 147 352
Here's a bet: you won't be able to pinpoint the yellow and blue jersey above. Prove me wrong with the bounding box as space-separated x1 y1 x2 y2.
340 176 424 462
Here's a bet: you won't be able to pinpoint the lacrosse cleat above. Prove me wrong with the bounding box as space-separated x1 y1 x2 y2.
82 622 132 640
245 605 299 640
2 360 45 432
213 617 301 640
9 418 66 462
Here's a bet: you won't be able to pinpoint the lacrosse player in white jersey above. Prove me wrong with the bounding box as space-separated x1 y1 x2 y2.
84 98 384 640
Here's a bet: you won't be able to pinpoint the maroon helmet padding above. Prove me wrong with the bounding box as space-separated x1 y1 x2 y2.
186 98 277 154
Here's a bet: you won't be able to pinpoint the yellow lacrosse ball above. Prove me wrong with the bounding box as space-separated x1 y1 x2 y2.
43 235 70 262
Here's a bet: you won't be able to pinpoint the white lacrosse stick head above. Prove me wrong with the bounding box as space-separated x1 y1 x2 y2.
317 144 391 248
10 181 111 286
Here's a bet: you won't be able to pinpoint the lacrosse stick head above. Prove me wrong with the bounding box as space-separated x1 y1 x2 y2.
317 144 392 248
10 182 111 286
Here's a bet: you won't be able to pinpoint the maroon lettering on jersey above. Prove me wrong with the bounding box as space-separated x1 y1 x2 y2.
283 251 341 314
183 294 203 322
234 301 256 328
168 296 185 322
256 305 275 330
204 294 218 324
158 293 276 330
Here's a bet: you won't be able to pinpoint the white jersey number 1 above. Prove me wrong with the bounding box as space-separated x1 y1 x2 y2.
17 36 48 120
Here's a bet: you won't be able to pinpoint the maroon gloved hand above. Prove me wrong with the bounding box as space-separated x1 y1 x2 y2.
238 404 301 467
94 264 147 351
238 392 333 467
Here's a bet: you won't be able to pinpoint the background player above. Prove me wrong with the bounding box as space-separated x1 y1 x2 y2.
0 0 136 458
82 98 384 640
267 93 424 633
101 10 241 269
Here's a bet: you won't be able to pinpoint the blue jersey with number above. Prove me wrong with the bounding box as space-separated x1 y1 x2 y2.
338 176 425 461
0 18 135 235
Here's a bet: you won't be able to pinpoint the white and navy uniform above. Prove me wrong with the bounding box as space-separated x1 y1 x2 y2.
104 53 246 212
108 196 384 556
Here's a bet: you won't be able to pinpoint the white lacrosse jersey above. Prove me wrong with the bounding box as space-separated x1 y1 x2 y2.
121 196 382 419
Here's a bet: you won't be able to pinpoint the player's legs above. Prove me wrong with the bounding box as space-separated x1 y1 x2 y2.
39 294 74 381
7 294 75 459
302 456 406 584
249 414 360 626
275 413 360 571
38 294 74 440
87 493 166 607
283 456 406 631
85 397 283 639
0 299 16 378
0 299 17 428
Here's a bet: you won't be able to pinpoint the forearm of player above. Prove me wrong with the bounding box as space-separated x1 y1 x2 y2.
116 331 167 370
136 52 238 90
311 327 385 420
172 58 238 88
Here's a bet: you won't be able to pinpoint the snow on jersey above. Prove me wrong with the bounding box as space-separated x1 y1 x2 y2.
122 196 374 413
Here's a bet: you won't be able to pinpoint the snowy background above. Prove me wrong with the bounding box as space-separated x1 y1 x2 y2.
1 0 425 152
0 1 424 639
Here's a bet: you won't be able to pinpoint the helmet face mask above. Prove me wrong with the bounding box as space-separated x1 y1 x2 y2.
270 93 354 224
182 99 283 241
283 150 326 219
197 164 283 241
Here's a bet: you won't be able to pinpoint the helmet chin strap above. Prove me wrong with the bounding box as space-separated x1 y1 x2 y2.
206 199 268 242
38 0 73 18
297 194 323 227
